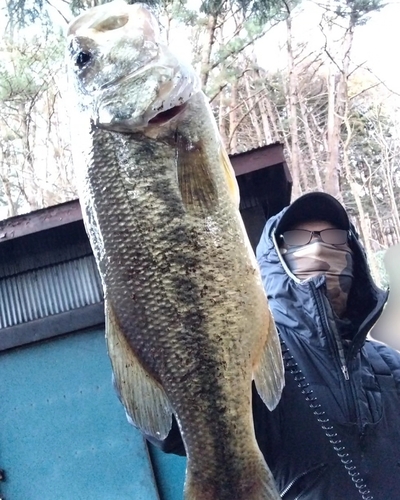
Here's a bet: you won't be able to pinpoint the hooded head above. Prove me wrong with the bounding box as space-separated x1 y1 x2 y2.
272 193 352 317
256 191 387 347
275 191 350 235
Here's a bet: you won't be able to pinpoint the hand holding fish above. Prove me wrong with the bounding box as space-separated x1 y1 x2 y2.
66 3 284 499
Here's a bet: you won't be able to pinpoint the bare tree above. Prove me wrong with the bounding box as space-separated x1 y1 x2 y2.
0 33 77 217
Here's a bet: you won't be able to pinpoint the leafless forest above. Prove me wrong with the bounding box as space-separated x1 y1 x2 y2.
1 0 399 285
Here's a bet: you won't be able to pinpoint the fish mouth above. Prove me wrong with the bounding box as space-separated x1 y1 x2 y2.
148 103 187 125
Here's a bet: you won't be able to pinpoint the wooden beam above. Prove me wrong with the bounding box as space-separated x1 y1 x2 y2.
0 200 82 242
0 302 104 351
230 143 285 176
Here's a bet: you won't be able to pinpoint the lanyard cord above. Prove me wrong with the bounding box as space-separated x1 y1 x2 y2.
280 336 373 500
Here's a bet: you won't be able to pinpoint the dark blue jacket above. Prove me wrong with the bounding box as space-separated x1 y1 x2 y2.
254 209 400 500
149 209 400 500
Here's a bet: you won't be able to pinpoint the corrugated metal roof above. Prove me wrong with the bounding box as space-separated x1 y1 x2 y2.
0 222 93 279
0 255 103 329
230 141 283 157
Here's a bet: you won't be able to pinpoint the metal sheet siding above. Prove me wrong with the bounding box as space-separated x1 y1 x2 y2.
149 444 186 500
0 255 103 329
0 328 160 500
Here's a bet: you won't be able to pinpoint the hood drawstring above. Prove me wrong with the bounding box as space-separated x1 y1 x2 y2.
280 336 373 500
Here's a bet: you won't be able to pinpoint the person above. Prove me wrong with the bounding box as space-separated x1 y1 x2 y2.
147 191 400 500
254 191 400 500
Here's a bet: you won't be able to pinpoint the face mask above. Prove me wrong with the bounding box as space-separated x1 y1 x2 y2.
281 241 353 318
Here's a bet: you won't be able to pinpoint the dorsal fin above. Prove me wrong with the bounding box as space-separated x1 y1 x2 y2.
219 140 240 208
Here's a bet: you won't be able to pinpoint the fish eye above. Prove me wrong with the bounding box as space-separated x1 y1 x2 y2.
75 51 92 69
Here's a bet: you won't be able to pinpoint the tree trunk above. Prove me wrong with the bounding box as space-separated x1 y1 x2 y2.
229 81 239 154
218 91 229 147
259 96 279 143
325 66 342 198
350 184 381 282
364 158 385 245
324 5 356 201
0 170 18 217
342 82 380 281
20 103 41 211
200 13 218 89
284 4 305 198
299 96 323 191
244 75 264 146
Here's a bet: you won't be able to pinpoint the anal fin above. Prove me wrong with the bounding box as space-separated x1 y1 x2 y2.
105 301 172 439
253 311 285 411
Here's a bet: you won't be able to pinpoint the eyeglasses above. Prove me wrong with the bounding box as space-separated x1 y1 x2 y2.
280 229 348 246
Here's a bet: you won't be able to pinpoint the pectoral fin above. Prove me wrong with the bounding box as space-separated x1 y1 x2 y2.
105 301 172 439
253 312 285 411
219 141 240 208
177 134 218 214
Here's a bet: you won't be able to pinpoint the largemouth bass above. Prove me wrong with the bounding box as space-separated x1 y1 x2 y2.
66 3 284 499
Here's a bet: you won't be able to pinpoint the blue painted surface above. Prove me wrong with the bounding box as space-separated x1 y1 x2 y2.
149 444 186 500
0 328 159 500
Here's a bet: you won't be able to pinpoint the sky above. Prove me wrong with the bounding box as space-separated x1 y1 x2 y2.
3 0 399 93
352 2 400 93
254 0 400 93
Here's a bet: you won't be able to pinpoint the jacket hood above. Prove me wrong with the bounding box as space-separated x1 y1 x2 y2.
276 191 350 234
256 207 388 357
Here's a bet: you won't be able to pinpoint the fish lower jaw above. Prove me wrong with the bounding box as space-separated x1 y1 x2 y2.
94 102 187 133
148 102 188 125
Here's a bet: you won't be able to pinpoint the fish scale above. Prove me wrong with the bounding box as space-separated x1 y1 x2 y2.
67 3 284 499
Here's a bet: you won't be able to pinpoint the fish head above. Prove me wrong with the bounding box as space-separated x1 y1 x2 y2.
66 1 200 132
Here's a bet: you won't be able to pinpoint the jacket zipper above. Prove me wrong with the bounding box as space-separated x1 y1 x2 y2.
309 282 365 430
341 365 349 380
280 463 327 497
310 282 349 381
